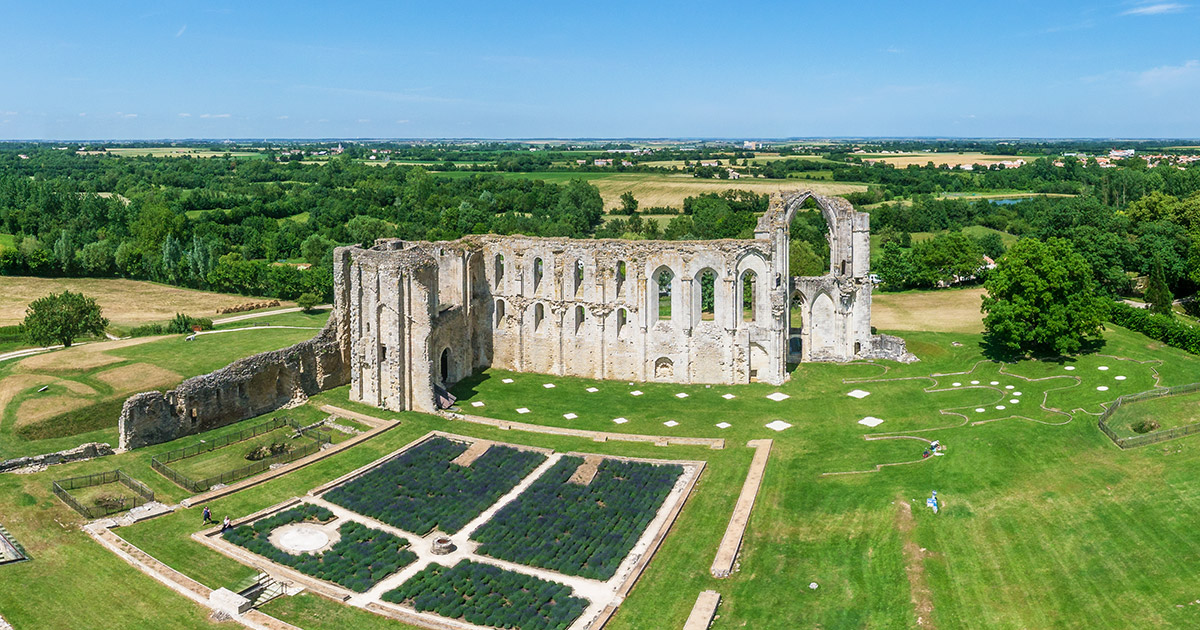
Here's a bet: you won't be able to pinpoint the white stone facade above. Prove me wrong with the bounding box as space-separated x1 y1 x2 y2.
335 190 914 413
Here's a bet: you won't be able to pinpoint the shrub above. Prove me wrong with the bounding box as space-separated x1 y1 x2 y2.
383 560 586 630
1110 302 1200 355
223 503 415 592
471 457 683 580
324 437 545 535
128 323 165 337
1132 419 1161 434
165 313 213 334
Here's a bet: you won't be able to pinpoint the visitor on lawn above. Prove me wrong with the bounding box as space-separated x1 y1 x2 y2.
202 506 213 525
222 516 231 531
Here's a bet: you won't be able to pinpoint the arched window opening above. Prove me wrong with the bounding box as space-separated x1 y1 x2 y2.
698 269 717 321
495 299 506 327
655 267 674 321
534 303 545 331
741 270 758 323
789 292 804 357
854 341 862 354
494 254 504 287
533 257 544 292
655 357 674 379
440 348 450 383
616 261 626 295
575 305 586 334
617 308 628 335
574 260 584 296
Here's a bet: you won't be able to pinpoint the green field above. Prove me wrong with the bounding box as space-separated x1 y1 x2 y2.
6 302 1200 629
0 310 329 459
870 225 1019 260
99 147 265 159
1106 390 1200 437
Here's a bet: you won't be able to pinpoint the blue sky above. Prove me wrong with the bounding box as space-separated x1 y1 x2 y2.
1 1 1199 139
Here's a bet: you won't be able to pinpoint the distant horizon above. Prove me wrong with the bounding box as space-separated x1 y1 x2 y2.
5 136 1200 144
4 2 1200 139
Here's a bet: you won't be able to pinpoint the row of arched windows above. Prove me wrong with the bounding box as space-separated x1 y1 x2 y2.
492 253 763 323
494 299 630 336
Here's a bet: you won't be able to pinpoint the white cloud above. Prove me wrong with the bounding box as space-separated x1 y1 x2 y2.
78 112 87 117
0 110 17 116
1122 2 1187 15
276 115 289 120
357 118 370 123
396 119 410 124
1136 59 1200 88
178 112 191 117
118 112 137 118
199 113 231 118
884 46 903 54
175 25 187 37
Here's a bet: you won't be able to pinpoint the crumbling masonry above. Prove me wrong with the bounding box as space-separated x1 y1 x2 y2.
118 190 913 449
340 190 914 414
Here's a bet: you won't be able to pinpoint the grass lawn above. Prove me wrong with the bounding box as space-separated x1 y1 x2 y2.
0 311 329 458
1106 390 1200 437
164 426 321 482
872 286 986 334
8 319 1200 629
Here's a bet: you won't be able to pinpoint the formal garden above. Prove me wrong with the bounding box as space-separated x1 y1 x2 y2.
322 436 548 535
382 559 588 630
222 503 417 593
471 457 684 580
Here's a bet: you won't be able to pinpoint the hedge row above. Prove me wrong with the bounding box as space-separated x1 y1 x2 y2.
383 559 586 630
223 504 415 592
324 437 545 535
1110 302 1200 355
472 457 683 580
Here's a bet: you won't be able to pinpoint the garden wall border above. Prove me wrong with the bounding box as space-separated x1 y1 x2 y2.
442 411 725 450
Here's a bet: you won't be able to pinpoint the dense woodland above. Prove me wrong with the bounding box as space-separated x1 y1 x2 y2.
1 141 1199 304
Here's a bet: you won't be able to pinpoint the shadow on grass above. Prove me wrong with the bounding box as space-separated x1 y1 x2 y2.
979 333 1107 363
449 371 493 403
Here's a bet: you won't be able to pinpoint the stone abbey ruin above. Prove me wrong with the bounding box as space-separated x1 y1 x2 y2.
119 190 913 448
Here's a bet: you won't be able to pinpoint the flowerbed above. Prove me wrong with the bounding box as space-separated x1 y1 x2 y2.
471 457 683 580
223 504 416 592
382 559 587 630
324 437 546 534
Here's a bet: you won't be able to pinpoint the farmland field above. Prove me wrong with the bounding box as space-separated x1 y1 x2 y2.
854 151 1031 167
871 286 985 333
0 276 296 328
94 147 264 158
439 171 867 209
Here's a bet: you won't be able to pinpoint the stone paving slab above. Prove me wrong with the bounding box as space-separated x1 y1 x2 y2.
711 439 773 578
683 590 722 630
450 440 493 467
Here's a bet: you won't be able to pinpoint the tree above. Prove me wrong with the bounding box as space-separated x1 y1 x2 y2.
346 216 392 247
618 191 638 215
297 292 321 313
22 290 109 348
874 241 910 290
981 238 1106 357
1145 256 1174 316
301 233 335 267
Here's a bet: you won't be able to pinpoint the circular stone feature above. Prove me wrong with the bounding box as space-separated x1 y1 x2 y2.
996 405 1006 410
990 381 1000 385
1097 386 1109 391
975 408 986 413
971 380 979 385
1005 385 1014 390
432 536 455 555
1065 366 1075 371
1010 399 1020 404
1098 366 1109 371
275 525 330 554
1013 392 1022 396
1115 376 1127 381
952 382 962 387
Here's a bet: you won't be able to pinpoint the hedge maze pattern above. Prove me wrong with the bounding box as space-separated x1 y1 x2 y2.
223 504 417 593
383 559 587 630
471 457 683 580
323 437 546 535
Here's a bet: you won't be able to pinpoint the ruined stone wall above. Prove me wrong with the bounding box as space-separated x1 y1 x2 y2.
341 190 912 414
117 315 351 450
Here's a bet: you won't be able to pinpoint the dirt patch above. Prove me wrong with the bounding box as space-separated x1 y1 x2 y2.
14 336 164 372
567 454 605 486
0 276 290 327
14 393 94 428
873 288 985 334
896 497 936 629
450 440 493 467
92 363 181 395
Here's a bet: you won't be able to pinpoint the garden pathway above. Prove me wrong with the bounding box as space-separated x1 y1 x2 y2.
211 306 330 325
711 439 772 578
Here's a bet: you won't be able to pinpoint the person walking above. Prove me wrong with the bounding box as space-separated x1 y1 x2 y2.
202 506 213 525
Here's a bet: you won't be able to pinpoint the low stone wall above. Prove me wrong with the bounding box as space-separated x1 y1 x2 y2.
118 317 350 450
0 442 114 473
863 333 919 364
